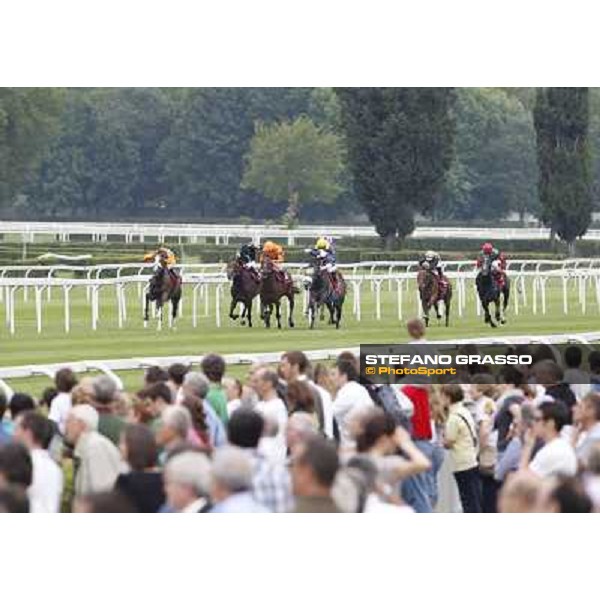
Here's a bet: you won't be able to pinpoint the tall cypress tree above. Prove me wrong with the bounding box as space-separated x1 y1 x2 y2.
533 87 592 253
335 88 455 247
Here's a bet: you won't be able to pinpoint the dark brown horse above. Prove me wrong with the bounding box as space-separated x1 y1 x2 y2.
144 263 182 330
417 267 452 327
307 260 346 329
226 259 261 327
259 257 297 328
476 255 510 327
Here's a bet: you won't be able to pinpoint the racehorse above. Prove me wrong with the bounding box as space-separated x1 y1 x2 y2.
417 266 452 327
144 263 182 330
307 259 346 329
259 257 297 329
226 258 260 327
475 254 510 327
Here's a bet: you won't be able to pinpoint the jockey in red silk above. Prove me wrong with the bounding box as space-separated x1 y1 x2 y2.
477 242 507 287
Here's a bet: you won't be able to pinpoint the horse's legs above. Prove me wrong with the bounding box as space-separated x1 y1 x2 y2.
246 300 253 328
262 302 271 328
170 296 180 329
495 299 502 326
229 297 239 321
327 303 335 325
288 294 295 328
335 304 342 329
423 305 430 327
434 301 441 320
445 298 451 327
309 301 316 329
275 301 282 329
144 293 150 328
156 302 163 331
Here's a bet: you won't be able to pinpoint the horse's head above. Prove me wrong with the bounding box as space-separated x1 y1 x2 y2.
226 258 242 280
261 256 275 276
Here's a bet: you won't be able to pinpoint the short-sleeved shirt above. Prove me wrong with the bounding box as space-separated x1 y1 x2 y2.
206 384 229 425
529 437 577 478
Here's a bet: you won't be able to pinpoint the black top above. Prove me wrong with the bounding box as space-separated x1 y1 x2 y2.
115 471 165 513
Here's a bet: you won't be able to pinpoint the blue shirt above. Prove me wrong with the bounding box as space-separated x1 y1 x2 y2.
203 400 227 447
210 491 270 513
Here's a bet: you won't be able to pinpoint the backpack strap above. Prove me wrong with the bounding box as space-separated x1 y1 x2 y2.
456 412 478 449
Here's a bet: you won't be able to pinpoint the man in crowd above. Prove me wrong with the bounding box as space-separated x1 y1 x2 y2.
201 354 229 424
332 357 373 450
573 391 600 467
291 434 341 512
250 367 288 461
0 443 33 499
210 446 269 512
65 404 122 497
48 367 77 435
0 392 10 445
227 409 293 512
155 405 192 460
92 375 126 446
137 382 173 429
280 350 331 437
533 359 577 418
163 451 212 512
520 401 577 478
13 411 63 512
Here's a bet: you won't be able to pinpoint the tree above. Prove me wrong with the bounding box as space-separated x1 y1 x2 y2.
0 88 65 207
435 88 538 222
241 116 344 225
533 88 592 253
336 88 455 247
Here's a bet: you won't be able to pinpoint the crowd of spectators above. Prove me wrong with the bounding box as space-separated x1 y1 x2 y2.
1 319 600 513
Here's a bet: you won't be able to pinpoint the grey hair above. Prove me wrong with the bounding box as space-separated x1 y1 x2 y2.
211 446 253 493
183 371 210 399
165 451 211 496
93 375 118 406
162 406 192 439
286 412 317 438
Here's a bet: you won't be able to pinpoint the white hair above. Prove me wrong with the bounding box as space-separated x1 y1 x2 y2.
211 446 253 493
183 371 209 399
162 406 192 438
165 451 211 496
69 404 99 431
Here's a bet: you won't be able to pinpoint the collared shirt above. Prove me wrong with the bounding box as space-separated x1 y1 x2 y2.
204 400 227 447
333 381 373 449
445 402 478 472
530 437 577 478
48 392 72 435
256 397 288 461
74 431 122 497
250 449 294 513
28 448 64 513
211 491 269 513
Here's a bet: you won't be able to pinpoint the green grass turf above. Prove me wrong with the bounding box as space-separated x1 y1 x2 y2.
1 276 599 395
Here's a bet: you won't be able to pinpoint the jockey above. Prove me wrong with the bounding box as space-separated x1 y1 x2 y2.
477 242 507 286
144 246 177 272
305 236 337 274
419 250 445 278
237 242 259 271
261 240 292 284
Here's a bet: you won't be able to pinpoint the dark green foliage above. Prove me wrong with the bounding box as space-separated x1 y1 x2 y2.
534 88 592 247
336 88 456 245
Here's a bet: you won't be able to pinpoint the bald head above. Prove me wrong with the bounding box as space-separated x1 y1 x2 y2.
407 318 426 340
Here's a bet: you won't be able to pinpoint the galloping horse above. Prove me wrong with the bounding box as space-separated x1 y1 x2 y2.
226 258 260 327
144 262 182 330
307 259 346 329
475 254 510 327
259 257 297 329
417 266 452 327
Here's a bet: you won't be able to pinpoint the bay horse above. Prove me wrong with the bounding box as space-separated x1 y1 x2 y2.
475 254 510 327
307 259 346 329
226 258 261 327
144 262 182 330
259 257 297 329
417 266 452 327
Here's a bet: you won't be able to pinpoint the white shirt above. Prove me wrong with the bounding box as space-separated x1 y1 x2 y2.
529 437 578 478
227 398 242 416
182 497 209 513
298 375 335 439
256 397 288 461
28 449 64 513
333 381 374 448
48 392 72 435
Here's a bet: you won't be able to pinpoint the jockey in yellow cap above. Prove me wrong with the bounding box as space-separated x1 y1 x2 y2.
306 236 336 273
